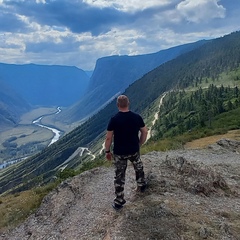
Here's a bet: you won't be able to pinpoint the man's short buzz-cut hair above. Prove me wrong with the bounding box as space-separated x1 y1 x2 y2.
117 95 129 108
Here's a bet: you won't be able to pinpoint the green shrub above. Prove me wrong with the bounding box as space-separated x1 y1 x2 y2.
56 168 76 181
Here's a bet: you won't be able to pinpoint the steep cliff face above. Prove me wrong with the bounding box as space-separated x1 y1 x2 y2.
59 40 207 123
2 139 240 240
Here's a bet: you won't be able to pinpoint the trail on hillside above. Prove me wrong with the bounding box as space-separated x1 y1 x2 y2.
146 92 167 141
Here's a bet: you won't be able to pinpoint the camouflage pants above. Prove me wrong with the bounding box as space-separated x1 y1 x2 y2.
113 151 146 205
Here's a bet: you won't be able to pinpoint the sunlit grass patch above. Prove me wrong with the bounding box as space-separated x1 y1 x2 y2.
0 181 59 231
0 190 42 230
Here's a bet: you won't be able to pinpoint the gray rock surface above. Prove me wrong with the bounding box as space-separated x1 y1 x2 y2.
1 139 240 240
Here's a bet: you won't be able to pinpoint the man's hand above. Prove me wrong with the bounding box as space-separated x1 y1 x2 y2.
105 152 112 161
139 126 148 146
104 131 113 161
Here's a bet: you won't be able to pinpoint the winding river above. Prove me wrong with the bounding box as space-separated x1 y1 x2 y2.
1 107 99 170
32 107 62 146
0 107 62 169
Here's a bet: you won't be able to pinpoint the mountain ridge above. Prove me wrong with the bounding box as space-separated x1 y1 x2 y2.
0 63 90 107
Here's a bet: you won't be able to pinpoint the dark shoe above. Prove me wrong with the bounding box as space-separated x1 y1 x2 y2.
137 183 147 193
140 184 147 192
112 203 123 211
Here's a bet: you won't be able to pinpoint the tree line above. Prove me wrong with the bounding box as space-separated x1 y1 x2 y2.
153 84 240 139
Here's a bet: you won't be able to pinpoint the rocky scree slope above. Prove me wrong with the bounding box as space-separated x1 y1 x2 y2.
1 139 240 240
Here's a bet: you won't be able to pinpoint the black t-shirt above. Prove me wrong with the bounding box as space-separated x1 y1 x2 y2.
107 111 145 155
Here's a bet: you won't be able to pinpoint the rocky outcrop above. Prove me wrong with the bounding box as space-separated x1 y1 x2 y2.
1 139 240 239
208 138 240 153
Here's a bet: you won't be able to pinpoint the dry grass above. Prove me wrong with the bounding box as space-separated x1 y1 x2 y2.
166 198 214 240
0 181 59 232
184 129 240 149
0 190 42 231
165 196 240 239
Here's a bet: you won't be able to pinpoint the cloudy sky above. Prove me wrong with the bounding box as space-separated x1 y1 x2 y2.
0 0 239 70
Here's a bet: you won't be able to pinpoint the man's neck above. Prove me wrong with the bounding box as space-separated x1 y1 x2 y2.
119 107 129 112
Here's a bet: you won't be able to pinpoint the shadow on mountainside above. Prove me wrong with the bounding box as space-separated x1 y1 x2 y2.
2 139 240 240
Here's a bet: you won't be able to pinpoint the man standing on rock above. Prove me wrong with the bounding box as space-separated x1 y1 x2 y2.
104 95 148 210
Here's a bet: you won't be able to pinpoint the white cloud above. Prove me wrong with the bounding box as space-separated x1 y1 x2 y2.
0 0 239 70
83 0 171 12
177 0 226 23
36 0 46 3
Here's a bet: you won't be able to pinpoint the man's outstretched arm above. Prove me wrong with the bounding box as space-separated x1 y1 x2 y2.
139 126 148 146
104 130 113 160
105 130 113 151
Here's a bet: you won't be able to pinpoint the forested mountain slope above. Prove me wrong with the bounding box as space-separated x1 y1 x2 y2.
152 84 240 141
123 31 240 112
1 31 240 194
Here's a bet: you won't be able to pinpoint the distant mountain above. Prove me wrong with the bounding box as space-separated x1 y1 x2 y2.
58 40 208 123
85 71 94 77
1 31 239 194
0 80 31 130
0 63 90 107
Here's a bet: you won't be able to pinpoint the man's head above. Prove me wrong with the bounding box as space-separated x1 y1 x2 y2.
117 95 129 110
